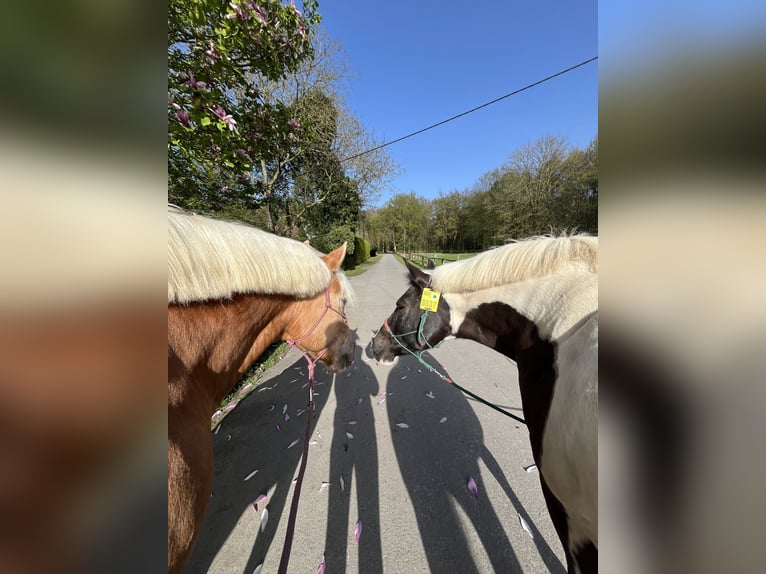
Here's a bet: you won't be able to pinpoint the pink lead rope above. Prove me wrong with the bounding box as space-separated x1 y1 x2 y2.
278 288 347 574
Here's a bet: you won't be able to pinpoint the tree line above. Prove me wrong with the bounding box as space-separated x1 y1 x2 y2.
363 135 598 253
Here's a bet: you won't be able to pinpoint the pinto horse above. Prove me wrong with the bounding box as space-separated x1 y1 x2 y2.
371 235 597 574
167 207 355 574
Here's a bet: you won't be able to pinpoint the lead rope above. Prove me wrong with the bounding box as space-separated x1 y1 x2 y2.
278 289 346 574
384 314 527 426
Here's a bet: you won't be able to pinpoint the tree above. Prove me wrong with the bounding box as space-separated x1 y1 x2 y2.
168 0 320 208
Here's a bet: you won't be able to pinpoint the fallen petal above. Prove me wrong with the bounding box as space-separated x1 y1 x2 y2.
396 423 409 429
346 420 358 425
284 413 290 422
282 404 288 414
316 555 326 574
524 464 538 473
400 375 407 380
254 564 263 574
425 391 435 399
243 469 259 481
340 475 345 492
257 386 271 393
319 482 330 493
254 493 267 506
355 397 364 405
346 432 354 439
275 424 281 432
518 513 534 538
467 476 478 497
212 409 223 418
287 439 300 449
439 417 447 423
354 519 362 544
268 404 275 412
377 397 387 405
260 508 268 532
309 439 318 445
241 383 253 392
214 425 221 434
297 408 306 416
290 378 298 383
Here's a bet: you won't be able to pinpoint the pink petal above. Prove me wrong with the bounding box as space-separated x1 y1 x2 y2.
346 432 354 439
319 482 330 493
243 469 259 481
309 439 318 445
254 493 268 506
354 519 362 544
377 397 387 405
316 555 326 574
356 397 364 405
212 409 223 418
518 513 534 538
346 420 358 425
467 476 478 497
396 423 409 429
284 413 290 422
287 438 300 449
439 417 447 423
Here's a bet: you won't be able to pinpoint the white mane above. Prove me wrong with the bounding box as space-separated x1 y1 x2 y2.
431 235 598 294
168 206 334 304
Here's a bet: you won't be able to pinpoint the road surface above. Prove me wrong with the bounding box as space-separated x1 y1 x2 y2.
184 254 566 574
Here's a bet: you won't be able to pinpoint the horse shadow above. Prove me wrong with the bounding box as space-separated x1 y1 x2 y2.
323 343 383 573
386 353 565 573
182 355 333 574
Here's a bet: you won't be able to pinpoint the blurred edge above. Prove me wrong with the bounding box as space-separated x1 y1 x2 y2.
0 0 167 572
600 3 766 574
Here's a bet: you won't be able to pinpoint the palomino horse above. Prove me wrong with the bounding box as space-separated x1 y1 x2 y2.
371 235 597 574
167 207 355 573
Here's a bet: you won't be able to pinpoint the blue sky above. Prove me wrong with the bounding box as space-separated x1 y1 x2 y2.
318 1 598 205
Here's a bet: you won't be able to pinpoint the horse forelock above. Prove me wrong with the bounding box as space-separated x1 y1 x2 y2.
431 234 598 294
168 207 338 304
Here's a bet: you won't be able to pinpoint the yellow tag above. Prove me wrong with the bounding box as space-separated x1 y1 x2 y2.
419 288 441 312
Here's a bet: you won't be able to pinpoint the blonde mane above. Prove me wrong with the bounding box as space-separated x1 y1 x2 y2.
431 234 598 294
169 206 337 304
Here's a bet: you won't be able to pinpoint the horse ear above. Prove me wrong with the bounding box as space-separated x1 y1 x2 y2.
405 259 431 289
322 242 347 272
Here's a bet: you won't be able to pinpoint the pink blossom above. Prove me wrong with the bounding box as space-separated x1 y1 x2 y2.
288 118 301 130
175 109 191 127
189 73 207 90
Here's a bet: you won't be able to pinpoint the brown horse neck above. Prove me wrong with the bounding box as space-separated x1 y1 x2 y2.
168 294 293 411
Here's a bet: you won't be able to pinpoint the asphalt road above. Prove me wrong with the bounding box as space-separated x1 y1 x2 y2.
184 254 566 574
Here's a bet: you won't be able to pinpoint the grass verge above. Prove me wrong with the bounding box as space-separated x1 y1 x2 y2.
344 253 383 277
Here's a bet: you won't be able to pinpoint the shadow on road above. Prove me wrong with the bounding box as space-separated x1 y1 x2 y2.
182 356 332 574
323 341 383 573
386 352 565 573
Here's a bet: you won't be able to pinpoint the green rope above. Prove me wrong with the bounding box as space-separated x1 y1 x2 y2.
386 312 526 425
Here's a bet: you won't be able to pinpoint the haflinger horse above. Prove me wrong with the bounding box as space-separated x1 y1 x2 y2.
167 206 355 574
371 235 597 574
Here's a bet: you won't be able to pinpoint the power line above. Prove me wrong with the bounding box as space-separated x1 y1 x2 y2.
340 55 598 163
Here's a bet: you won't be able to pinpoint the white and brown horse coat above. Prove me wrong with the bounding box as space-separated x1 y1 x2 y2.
430 236 597 573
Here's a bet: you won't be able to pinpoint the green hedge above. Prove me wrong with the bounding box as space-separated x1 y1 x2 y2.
344 236 371 269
